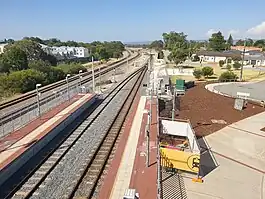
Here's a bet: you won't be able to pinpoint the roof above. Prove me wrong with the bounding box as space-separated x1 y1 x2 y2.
244 54 265 61
197 50 241 59
231 46 262 52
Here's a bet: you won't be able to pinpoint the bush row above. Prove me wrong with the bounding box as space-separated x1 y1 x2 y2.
0 61 87 100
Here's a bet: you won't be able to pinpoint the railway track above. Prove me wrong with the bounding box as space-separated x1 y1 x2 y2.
69 61 145 199
0 49 138 111
0 51 141 130
3 61 147 199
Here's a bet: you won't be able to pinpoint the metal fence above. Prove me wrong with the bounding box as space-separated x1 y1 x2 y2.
0 83 81 138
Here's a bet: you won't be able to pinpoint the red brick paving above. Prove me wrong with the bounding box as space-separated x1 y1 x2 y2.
129 98 157 199
0 94 95 170
98 94 141 199
98 97 158 199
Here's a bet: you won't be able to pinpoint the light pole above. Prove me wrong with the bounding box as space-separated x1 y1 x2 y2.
79 70 82 92
92 56 95 92
36 84 42 117
66 74 70 101
98 64 101 92
146 53 153 168
240 39 247 81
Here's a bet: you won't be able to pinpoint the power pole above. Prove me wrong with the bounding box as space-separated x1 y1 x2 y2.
146 53 153 168
240 39 246 81
172 88 176 121
98 64 101 92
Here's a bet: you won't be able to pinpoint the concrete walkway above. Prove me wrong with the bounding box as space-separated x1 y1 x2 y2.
0 93 93 170
183 111 265 199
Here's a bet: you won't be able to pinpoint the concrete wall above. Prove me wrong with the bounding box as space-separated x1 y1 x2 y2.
0 96 96 186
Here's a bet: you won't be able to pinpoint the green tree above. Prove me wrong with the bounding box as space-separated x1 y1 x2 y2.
235 39 245 46
233 62 241 70
163 32 189 66
201 66 214 78
2 46 28 71
254 39 265 48
219 60 225 67
227 34 233 48
149 40 164 50
208 31 226 51
219 71 237 81
226 64 232 70
193 68 202 80
0 55 11 73
6 39 57 65
246 38 254 46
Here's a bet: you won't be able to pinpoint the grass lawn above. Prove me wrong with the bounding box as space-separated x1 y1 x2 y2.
169 65 265 83
171 75 196 83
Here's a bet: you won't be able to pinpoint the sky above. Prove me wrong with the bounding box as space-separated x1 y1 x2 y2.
1 0 265 43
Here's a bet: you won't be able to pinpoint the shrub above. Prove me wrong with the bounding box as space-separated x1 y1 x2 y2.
201 66 214 78
6 69 46 93
29 60 65 84
57 63 87 75
219 60 225 67
193 68 202 80
233 62 241 70
219 71 237 82
226 64 232 70
45 67 65 84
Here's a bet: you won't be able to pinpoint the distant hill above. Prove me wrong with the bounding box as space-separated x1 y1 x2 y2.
124 41 152 45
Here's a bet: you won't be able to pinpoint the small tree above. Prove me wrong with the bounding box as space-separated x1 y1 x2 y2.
219 60 225 67
219 71 237 82
226 64 232 70
193 68 202 80
201 66 214 78
233 62 241 70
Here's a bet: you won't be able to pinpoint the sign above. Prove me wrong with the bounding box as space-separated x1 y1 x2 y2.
236 92 250 99
187 154 200 173
160 148 200 174
234 98 244 110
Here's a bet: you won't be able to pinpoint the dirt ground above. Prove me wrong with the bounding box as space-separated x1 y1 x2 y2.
159 83 265 137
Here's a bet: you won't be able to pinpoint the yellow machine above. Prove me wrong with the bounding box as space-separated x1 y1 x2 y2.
159 119 202 182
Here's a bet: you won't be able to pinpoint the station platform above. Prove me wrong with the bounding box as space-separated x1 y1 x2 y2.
98 96 158 199
0 93 96 186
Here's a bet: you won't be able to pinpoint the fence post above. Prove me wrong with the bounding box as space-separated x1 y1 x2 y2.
1 113 4 137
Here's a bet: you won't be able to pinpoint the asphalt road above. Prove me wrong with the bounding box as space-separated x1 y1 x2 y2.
214 81 265 101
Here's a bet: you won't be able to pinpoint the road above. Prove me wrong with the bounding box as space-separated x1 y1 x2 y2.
213 81 265 101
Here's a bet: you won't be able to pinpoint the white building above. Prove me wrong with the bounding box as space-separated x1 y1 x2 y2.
40 44 89 58
0 43 8 54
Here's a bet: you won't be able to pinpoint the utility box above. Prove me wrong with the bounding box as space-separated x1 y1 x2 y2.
123 189 140 199
175 79 185 91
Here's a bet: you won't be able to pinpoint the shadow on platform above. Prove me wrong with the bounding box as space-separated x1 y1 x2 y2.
197 137 219 177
